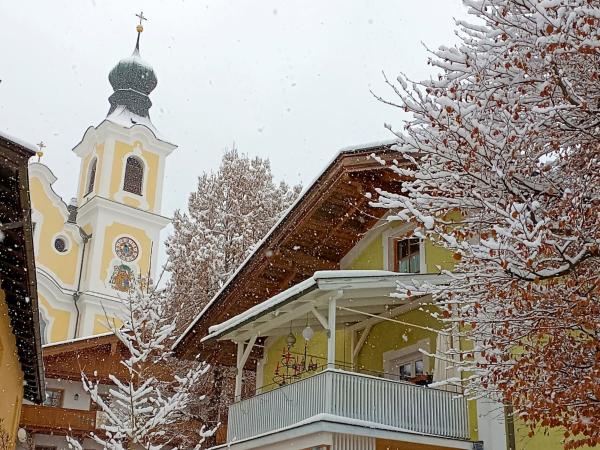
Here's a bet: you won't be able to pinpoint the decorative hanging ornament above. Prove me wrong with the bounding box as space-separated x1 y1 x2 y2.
286 331 296 347
302 325 314 341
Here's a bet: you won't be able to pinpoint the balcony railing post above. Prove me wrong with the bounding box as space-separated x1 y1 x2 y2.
327 295 337 368
234 341 244 401
324 370 334 414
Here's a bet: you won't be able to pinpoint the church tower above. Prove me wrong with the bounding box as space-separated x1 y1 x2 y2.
28 17 175 342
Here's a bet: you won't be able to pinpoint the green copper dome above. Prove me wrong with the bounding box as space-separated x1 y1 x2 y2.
107 34 157 122
108 49 157 95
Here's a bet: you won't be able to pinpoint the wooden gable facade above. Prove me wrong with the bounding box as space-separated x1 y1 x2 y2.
175 143 403 365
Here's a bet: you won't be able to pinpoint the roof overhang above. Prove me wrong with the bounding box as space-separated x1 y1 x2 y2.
202 270 449 344
175 141 406 359
0 133 45 403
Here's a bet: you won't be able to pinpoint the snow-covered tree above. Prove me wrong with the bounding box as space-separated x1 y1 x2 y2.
165 147 301 323
67 284 216 450
371 1 599 447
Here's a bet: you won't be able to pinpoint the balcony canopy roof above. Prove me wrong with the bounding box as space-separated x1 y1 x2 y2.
202 270 450 344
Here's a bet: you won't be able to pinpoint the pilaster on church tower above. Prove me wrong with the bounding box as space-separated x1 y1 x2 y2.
28 17 176 343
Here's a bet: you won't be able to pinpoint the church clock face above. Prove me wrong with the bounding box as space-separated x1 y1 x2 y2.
115 237 139 262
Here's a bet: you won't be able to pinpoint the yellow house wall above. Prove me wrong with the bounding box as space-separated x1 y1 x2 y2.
355 307 440 374
100 222 152 283
261 328 352 392
347 235 384 270
345 224 454 273
0 286 24 450
29 177 80 286
108 141 160 211
514 420 594 450
343 223 481 439
38 293 71 343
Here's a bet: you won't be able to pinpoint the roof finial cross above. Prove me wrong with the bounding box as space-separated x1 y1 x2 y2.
134 11 148 52
136 11 148 30
36 141 46 162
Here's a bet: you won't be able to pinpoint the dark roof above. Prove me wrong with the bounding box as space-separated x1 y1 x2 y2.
174 141 404 363
0 134 45 403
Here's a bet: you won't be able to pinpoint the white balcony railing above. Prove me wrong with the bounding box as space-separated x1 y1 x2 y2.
228 369 470 442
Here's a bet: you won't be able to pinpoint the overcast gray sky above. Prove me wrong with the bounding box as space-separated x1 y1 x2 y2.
0 0 468 265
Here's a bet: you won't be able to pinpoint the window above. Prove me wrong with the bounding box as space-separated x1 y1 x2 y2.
39 314 48 345
397 358 425 380
86 157 97 195
383 339 431 383
54 237 67 253
393 355 425 381
43 388 63 407
123 156 143 195
394 238 420 273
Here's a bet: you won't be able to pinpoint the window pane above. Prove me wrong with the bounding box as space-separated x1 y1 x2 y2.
415 359 424 376
86 158 97 195
399 259 409 273
409 253 420 273
43 389 62 407
395 238 420 273
399 363 412 379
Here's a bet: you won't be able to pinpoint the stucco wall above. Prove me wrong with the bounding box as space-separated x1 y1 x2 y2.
259 328 352 392
0 286 24 450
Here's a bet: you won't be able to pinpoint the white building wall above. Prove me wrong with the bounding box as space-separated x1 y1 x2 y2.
476 398 507 450
17 434 103 450
333 433 376 450
45 378 91 410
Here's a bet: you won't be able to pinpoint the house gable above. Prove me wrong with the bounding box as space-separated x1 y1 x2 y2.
175 143 404 363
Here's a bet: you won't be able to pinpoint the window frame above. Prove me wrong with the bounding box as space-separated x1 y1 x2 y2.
393 237 421 273
51 233 71 255
43 388 64 408
383 339 431 382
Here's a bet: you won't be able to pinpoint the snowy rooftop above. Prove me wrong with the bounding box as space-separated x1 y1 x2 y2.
0 130 38 153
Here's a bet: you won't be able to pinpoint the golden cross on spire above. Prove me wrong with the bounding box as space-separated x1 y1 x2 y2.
136 11 147 33
36 141 46 162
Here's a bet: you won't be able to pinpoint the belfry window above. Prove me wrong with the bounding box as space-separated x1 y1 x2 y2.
86 157 97 195
123 156 143 195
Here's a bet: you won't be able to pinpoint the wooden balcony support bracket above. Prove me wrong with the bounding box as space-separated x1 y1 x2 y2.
234 335 257 401
310 306 329 331
351 324 372 367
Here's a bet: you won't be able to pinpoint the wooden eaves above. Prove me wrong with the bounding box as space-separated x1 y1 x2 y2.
0 133 45 403
174 142 405 366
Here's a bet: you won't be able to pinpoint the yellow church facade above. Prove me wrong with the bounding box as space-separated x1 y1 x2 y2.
28 30 175 345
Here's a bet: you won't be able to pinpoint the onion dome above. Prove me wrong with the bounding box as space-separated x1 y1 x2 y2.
107 23 157 125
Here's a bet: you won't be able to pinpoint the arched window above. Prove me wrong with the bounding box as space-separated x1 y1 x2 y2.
86 157 97 195
123 156 144 195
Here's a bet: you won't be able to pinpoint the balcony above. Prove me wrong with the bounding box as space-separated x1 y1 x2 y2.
227 369 470 442
20 404 99 435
